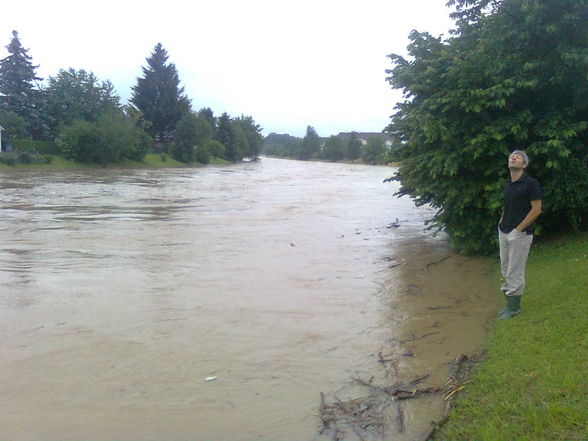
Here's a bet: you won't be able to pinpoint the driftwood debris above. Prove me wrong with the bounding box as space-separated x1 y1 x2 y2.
318 352 474 441
424 255 452 271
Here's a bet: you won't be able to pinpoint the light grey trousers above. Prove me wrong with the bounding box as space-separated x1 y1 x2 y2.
498 229 534 297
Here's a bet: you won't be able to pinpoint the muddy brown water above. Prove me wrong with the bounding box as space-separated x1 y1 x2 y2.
0 158 498 440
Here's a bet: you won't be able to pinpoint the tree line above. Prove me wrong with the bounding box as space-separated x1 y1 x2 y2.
263 126 398 165
0 33 263 165
386 0 587 255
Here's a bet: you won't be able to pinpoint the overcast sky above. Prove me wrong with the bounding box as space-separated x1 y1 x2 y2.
1 0 455 137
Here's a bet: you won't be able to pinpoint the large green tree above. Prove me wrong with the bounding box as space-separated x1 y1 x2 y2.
362 135 387 164
217 112 239 161
386 0 588 255
346 133 363 160
298 126 321 160
321 135 346 161
130 43 191 143
234 115 263 160
0 31 45 137
45 68 122 137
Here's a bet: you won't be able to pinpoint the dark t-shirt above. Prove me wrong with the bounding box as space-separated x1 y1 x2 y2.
499 174 542 235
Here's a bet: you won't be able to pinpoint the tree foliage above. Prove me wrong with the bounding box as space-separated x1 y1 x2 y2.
386 0 588 255
0 31 45 137
298 126 321 160
263 133 302 157
45 68 122 137
346 133 363 160
171 112 199 163
0 109 27 140
60 113 150 164
234 115 264 160
321 135 346 161
362 135 387 164
130 43 191 142
216 112 239 161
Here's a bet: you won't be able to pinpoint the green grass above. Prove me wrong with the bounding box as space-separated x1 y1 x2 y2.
435 232 588 441
0 153 231 170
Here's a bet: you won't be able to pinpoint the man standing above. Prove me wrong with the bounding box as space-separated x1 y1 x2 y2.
498 150 542 320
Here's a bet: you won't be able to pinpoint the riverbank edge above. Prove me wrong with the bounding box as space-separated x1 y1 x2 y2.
0 153 230 170
262 154 400 167
431 231 588 441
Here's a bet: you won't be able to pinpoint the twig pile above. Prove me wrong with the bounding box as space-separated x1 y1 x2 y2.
318 352 473 441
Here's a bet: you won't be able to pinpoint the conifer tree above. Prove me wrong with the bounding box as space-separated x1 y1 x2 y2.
130 43 191 143
0 30 44 137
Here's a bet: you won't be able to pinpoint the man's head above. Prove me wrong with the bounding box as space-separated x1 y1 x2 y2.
509 150 529 170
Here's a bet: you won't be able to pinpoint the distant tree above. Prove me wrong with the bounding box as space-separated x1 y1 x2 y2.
232 123 248 159
263 133 301 157
362 135 386 164
298 126 321 160
346 133 362 160
45 68 122 137
171 112 199 163
130 43 191 143
217 112 240 161
198 107 216 132
235 115 263 160
0 30 45 138
321 135 346 161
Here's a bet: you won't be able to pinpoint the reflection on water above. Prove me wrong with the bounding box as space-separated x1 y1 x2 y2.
0 158 497 440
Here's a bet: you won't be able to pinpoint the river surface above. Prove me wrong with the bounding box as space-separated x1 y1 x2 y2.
0 157 498 441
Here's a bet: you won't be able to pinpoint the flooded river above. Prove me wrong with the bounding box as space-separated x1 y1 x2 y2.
0 158 498 440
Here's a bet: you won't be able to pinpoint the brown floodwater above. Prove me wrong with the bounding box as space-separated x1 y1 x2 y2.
0 157 498 440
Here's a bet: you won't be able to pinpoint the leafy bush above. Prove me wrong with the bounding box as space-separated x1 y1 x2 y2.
59 113 151 164
16 150 33 163
205 139 225 159
0 154 16 165
195 144 210 164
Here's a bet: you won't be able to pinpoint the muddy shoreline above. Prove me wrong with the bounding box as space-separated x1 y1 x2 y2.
316 239 499 441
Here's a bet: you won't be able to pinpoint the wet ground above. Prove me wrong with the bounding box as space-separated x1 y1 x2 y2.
0 158 498 440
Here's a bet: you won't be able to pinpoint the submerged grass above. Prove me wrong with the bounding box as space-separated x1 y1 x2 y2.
435 232 588 441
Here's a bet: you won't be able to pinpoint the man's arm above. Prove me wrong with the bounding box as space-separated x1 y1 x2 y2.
515 200 542 232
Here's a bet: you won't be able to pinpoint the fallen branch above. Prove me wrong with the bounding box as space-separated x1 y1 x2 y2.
424 255 452 271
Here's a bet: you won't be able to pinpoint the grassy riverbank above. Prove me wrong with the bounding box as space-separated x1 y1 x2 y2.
435 232 588 441
0 153 230 170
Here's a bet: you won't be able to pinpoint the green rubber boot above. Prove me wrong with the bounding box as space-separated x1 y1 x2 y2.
497 295 521 320
497 291 508 317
